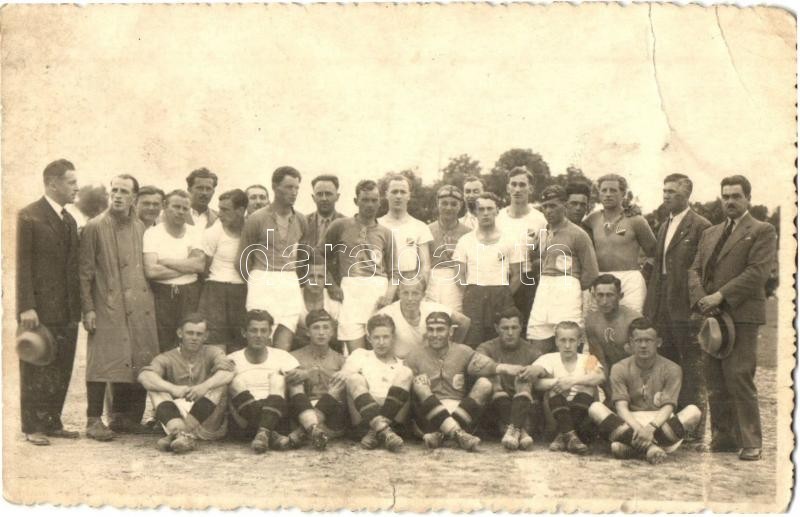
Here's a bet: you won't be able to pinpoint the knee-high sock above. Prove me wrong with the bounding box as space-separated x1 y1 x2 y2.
549 394 574 434
260 395 286 431
418 395 455 434
316 394 347 431
492 393 512 428
511 393 533 429
189 397 218 426
354 393 382 428
381 386 410 422
597 413 635 445
452 397 483 432
569 392 594 432
155 400 182 427
289 392 316 430
232 391 261 427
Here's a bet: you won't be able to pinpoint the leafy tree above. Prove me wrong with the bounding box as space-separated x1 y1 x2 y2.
441 154 482 188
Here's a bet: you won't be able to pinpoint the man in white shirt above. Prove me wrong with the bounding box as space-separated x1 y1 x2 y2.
199 189 248 354
144 190 205 352
495 166 547 331
186 167 218 229
453 193 524 348
227 310 300 453
378 174 433 282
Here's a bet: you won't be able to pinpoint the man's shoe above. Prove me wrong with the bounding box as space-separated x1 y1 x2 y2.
309 425 329 451
566 430 589 455
549 432 568 452
518 428 534 450
453 428 481 452
360 429 379 450
25 433 50 446
46 428 80 439
710 434 739 453
610 441 636 459
501 425 521 451
170 432 196 454
86 418 115 442
269 431 291 451
156 433 177 452
251 430 270 454
288 427 308 449
422 431 444 450
379 427 404 452
646 445 667 465
739 447 762 461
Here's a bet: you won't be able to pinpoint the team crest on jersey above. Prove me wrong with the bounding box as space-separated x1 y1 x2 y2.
452 373 465 390
653 391 664 407
406 237 415 246
497 252 505 262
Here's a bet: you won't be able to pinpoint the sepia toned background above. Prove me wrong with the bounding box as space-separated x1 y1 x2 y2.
2 3 796 512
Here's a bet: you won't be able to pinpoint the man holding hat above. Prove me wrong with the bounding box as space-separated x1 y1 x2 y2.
426 185 471 313
17 159 81 445
527 185 599 354
688 175 777 461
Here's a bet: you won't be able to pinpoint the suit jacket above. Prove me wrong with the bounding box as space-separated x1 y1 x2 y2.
302 210 344 256
688 212 776 325
644 209 711 322
17 197 81 323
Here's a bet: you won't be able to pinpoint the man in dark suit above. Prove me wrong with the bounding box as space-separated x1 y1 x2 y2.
688 175 777 461
17 159 82 445
645 173 711 444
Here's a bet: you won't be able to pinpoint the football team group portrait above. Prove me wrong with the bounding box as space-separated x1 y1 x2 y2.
13 159 779 466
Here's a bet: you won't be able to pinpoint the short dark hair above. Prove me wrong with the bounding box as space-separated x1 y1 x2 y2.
112 174 139 195
163 189 190 205
664 173 693 196
218 189 248 210
367 314 396 334
42 159 75 184
272 166 302 186
179 312 208 329
554 320 582 339
721 175 751 198
244 309 275 329
507 166 535 185
311 174 340 190
565 182 591 198
628 317 658 340
596 173 628 193
540 185 568 203
246 184 269 197
494 306 522 326
476 192 501 207
592 273 622 293
384 173 413 193
137 185 165 200
463 175 485 188
186 167 218 188
355 179 379 198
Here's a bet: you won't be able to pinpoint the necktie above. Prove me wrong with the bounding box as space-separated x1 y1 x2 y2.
706 218 734 279
61 208 73 250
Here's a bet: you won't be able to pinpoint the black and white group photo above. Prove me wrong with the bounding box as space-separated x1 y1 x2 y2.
2 3 795 513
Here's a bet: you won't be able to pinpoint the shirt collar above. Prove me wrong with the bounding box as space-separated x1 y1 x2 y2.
668 206 690 224
44 194 65 218
730 210 748 229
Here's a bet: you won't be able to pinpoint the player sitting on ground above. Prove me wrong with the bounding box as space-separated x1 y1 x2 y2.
286 309 348 450
342 314 413 452
520 321 604 455
477 307 544 451
138 312 235 454
405 312 525 452
227 309 300 454
588 317 701 464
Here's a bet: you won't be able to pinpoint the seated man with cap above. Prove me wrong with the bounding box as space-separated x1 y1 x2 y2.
405 311 525 452
588 317 701 464
286 309 348 450
138 313 235 454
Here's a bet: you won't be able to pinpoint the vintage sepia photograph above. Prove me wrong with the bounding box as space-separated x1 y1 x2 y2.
1 3 796 513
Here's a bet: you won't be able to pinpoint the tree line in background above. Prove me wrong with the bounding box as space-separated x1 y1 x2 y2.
71 148 781 245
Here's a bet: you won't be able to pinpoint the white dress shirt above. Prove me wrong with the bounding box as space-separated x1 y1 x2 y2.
662 206 690 274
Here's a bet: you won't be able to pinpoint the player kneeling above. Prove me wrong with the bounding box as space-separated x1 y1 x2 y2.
406 312 524 452
227 310 301 454
285 309 349 450
138 313 235 454
477 307 543 451
521 321 604 455
588 317 701 464
342 314 413 452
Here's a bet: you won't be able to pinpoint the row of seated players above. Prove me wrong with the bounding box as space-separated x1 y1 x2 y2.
138 307 701 465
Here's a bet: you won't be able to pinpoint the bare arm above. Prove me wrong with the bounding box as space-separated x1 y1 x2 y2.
635 216 657 258
418 241 432 284
143 252 183 281
159 249 205 274
451 310 471 344
138 370 184 396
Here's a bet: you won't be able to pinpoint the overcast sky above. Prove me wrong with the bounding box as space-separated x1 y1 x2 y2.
2 4 795 217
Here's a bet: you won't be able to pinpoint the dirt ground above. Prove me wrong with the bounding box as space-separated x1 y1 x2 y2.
3 300 783 511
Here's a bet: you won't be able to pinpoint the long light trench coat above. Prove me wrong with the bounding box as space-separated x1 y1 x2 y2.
79 210 159 382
